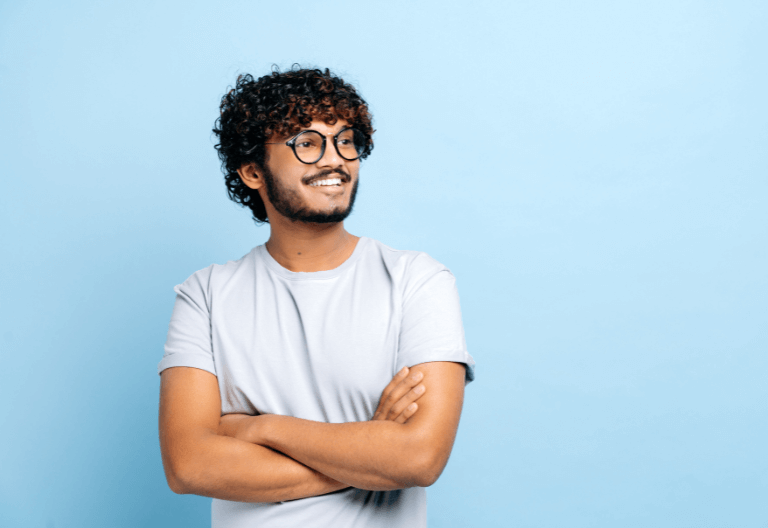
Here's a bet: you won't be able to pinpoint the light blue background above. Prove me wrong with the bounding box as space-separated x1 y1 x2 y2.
1 1 766 527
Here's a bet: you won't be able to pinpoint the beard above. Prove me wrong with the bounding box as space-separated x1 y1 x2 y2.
261 164 359 224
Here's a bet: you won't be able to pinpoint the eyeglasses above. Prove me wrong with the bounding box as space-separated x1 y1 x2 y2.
266 127 367 164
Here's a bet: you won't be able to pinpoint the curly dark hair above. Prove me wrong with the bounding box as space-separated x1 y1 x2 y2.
212 65 375 224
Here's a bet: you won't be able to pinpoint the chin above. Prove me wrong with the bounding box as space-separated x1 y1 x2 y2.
295 208 352 224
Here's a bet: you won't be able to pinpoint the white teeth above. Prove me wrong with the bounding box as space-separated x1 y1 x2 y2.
309 178 343 187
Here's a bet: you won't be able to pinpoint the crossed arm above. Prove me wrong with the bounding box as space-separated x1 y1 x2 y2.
159 361 466 503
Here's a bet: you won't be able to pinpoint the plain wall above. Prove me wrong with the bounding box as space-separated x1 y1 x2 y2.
0 1 766 526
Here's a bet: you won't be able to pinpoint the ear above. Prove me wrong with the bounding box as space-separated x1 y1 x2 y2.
237 163 264 190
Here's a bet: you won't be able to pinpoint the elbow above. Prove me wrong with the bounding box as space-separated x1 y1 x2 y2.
412 464 443 488
415 472 440 488
166 475 187 495
166 469 190 495
162 456 195 495
160 430 219 496
163 466 188 495
408 449 449 488
396 428 452 488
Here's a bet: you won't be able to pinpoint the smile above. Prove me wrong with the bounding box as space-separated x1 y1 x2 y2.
308 177 343 187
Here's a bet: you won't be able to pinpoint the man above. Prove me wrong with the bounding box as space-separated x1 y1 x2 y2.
158 66 476 528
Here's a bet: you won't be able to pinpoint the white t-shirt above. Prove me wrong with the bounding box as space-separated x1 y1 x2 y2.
159 236 476 528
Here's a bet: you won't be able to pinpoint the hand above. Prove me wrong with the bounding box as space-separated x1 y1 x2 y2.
372 366 426 424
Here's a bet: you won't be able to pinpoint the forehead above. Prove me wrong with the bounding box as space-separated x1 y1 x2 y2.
270 118 349 140
297 119 349 134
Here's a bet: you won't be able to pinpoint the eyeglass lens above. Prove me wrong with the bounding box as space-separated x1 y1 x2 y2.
293 129 366 163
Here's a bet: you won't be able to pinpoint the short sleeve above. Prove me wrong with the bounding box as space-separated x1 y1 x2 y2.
396 258 475 384
157 267 217 377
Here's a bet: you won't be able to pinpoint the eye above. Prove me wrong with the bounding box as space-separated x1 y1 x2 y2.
337 130 357 146
293 131 323 150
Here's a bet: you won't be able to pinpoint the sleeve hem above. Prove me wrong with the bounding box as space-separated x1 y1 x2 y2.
399 350 475 384
157 354 217 377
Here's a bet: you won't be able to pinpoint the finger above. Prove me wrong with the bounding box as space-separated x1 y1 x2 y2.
386 383 426 421
373 367 410 419
373 367 408 420
394 402 418 424
381 371 424 419
378 370 423 421
377 366 408 405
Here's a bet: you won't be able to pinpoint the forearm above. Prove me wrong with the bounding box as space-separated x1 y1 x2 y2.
254 416 434 491
170 430 348 503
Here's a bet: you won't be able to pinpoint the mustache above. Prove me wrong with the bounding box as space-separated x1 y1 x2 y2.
303 169 351 185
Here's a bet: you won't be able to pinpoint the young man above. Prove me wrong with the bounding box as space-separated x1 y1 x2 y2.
158 67 476 528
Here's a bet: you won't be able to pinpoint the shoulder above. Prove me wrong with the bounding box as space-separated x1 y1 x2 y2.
362 238 455 296
173 247 259 304
364 237 450 273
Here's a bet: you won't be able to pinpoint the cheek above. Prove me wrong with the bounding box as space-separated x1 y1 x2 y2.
278 168 310 192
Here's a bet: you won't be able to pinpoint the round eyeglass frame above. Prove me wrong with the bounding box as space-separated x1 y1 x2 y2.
265 127 367 165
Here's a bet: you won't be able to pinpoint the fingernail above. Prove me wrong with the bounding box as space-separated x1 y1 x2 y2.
415 385 425 394
408 403 417 411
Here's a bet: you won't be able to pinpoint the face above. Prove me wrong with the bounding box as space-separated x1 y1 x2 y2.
254 119 361 224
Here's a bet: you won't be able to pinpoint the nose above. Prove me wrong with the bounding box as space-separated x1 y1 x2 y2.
315 135 344 168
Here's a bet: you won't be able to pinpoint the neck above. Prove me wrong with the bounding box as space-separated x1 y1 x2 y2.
264 218 359 273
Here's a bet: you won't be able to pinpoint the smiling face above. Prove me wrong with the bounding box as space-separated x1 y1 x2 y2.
241 119 361 224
